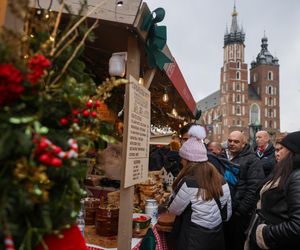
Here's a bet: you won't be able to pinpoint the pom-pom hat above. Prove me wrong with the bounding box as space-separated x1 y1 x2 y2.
179 125 208 162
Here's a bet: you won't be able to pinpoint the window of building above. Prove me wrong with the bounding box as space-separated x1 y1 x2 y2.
267 85 273 95
268 71 273 80
230 46 233 59
237 61 240 69
268 109 273 118
237 46 241 59
268 97 273 106
236 82 241 91
236 119 241 126
236 94 241 103
236 71 240 80
269 120 272 128
250 103 260 124
253 73 257 82
236 105 241 115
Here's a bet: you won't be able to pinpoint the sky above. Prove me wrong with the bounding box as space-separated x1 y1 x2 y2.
145 0 300 132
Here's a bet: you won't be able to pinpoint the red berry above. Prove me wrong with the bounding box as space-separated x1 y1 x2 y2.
82 109 90 118
85 100 93 108
39 140 49 150
91 111 97 118
50 157 62 167
72 109 79 116
95 100 101 107
73 118 79 123
52 145 62 154
60 118 69 126
39 153 51 165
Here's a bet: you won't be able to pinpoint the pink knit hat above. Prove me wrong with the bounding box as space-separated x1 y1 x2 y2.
179 125 208 162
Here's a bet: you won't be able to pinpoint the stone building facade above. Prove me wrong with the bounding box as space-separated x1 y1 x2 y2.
197 6 280 144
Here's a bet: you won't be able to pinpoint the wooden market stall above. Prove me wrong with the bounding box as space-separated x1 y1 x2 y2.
0 1 198 250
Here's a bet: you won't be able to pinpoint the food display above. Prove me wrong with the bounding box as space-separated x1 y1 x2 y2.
95 204 119 236
83 197 100 225
132 213 151 237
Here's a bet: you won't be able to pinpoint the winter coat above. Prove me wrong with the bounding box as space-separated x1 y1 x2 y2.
255 144 276 177
228 144 265 216
247 167 300 250
168 175 232 250
163 150 181 177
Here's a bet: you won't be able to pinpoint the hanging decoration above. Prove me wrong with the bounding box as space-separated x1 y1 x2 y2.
140 7 172 70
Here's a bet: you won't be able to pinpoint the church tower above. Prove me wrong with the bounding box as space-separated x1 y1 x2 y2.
249 35 280 136
220 5 249 141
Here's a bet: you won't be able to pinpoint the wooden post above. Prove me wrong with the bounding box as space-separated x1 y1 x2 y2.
0 0 23 32
117 34 140 250
0 0 8 27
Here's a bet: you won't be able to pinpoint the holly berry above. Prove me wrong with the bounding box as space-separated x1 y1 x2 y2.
73 118 79 123
82 109 90 118
60 117 69 126
72 109 79 116
39 153 52 165
50 157 62 167
91 111 97 118
52 145 62 154
95 100 101 108
85 99 93 108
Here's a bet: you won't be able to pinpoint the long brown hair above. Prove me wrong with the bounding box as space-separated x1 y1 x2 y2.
172 161 224 201
269 152 294 190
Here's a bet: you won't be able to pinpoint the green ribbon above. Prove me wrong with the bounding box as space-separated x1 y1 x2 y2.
141 8 172 70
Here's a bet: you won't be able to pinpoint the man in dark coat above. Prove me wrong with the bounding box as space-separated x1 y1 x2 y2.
255 130 276 177
224 131 265 250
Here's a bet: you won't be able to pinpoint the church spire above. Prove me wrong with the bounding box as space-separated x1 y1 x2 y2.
224 2 245 46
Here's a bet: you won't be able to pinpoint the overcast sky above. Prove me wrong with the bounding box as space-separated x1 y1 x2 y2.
145 0 300 132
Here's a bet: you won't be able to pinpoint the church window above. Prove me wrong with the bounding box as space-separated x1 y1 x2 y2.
229 46 233 59
268 71 273 80
237 47 241 59
250 103 260 125
269 120 272 128
253 73 258 82
236 71 240 80
237 119 241 126
236 83 241 91
268 109 273 118
236 94 241 103
237 61 240 69
236 105 241 115
267 85 273 95
268 97 273 106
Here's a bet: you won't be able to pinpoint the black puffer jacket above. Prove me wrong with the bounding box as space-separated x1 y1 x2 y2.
255 144 276 177
230 144 265 215
254 168 300 249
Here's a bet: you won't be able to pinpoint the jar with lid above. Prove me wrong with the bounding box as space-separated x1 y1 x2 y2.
145 199 158 225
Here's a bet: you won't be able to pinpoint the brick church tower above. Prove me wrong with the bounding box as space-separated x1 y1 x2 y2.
220 5 249 140
198 5 280 144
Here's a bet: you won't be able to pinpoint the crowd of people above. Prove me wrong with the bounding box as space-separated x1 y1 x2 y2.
158 123 300 250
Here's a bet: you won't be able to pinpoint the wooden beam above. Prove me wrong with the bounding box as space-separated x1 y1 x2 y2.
0 0 8 27
117 34 140 250
144 68 156 89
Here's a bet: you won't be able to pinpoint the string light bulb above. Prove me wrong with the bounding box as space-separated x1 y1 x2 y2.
162 87 169 102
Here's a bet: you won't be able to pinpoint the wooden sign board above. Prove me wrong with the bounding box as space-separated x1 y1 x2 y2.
123 76 150 188
29 0 142 25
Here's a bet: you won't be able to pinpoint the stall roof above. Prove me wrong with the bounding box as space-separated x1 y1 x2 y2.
30 0 197 130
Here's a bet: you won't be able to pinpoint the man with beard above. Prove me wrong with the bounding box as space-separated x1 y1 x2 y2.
255 130 276 177
224 131 265 250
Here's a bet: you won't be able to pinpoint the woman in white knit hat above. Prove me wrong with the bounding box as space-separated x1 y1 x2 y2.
168 124 232 250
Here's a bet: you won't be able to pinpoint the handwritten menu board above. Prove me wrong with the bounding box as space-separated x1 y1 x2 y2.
123 77 150 188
